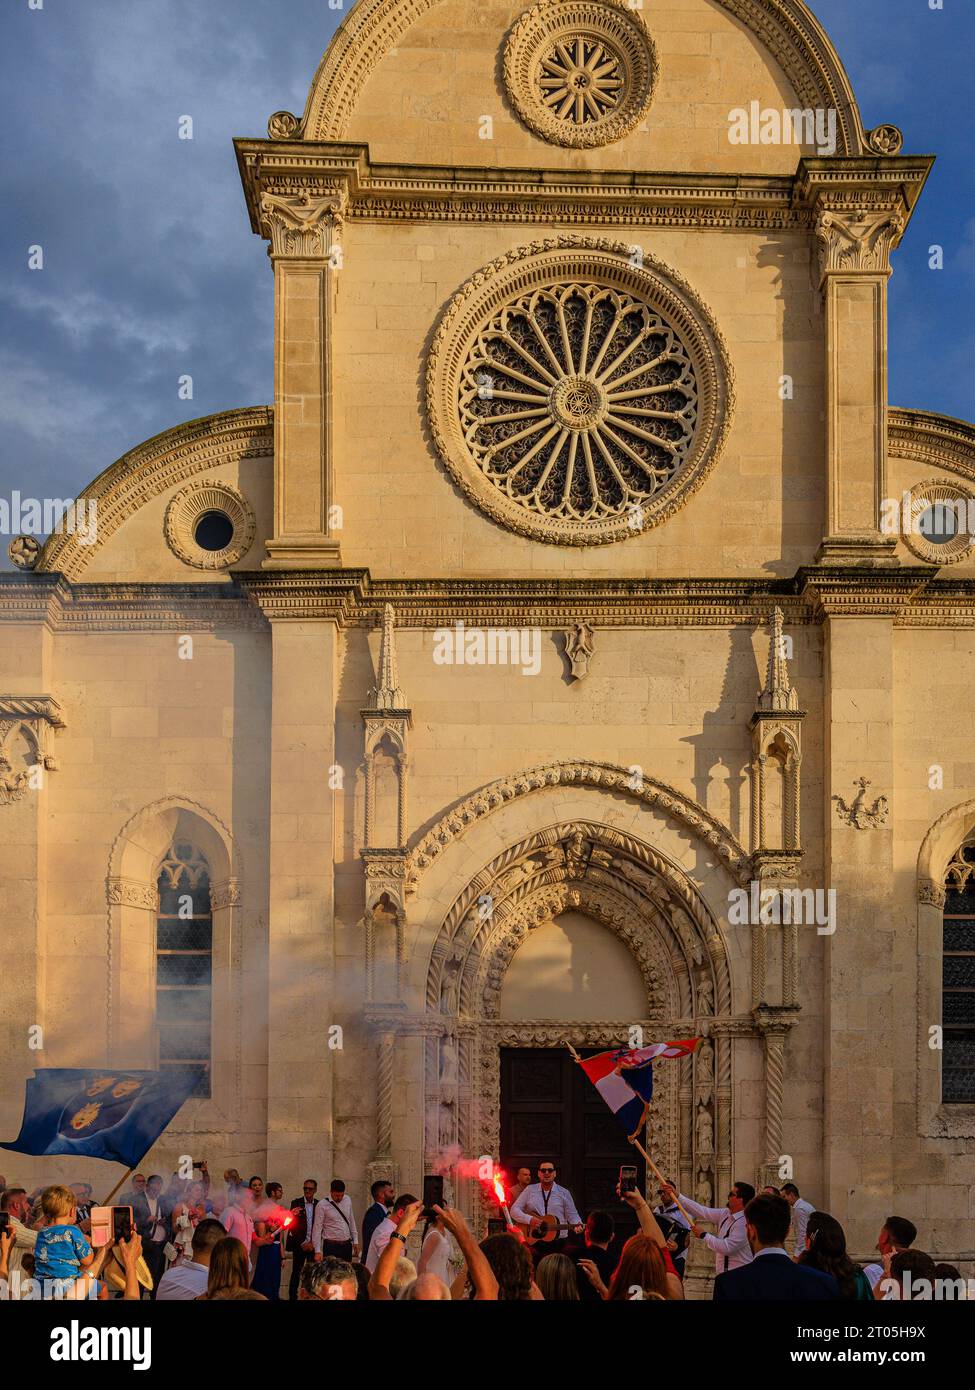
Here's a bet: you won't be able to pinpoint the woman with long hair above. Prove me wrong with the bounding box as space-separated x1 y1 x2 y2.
200 1237 251 1299
579 1189 683 1301
798 1211 872 1300
535 1252 580 1301
475 1233 539 1300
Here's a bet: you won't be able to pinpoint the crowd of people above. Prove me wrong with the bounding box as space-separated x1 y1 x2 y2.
0 1162 966 1302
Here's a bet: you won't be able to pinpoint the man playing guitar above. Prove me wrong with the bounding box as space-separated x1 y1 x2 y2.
509 1162 583 1256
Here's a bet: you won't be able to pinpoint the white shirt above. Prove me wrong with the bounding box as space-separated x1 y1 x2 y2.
7 1216 37 1277
365 1215 398 1273
509 1183 582 1233
312 1194 358 1251
418 1227 453 1284
156 1259 210 1301
791 1197 816 1256
678 1194 753 1273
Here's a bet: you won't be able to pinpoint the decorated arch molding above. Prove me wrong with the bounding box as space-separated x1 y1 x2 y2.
425 819 733 1024
421 819 735 1214
889 408 975 492
299 0 868 155
917 797 975 908
36 407 272 581
407 759 750 890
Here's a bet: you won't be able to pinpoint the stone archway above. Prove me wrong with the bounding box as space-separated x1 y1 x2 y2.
423 820 734 1222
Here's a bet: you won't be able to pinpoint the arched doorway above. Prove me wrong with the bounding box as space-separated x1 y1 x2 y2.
423 821 733 1223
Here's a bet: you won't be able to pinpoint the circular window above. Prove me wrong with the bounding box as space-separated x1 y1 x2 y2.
503 2 657 149
901 481 974 565
164 482 256 569
426 238 733 546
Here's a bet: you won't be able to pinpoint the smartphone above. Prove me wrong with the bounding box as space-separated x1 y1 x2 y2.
0 1212 9 1236
487 1218 506 1236
619 1164 638 1196
91 1205 133 1247
422 1174 444 1219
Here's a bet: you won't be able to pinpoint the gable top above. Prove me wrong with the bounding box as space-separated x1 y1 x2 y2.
295 0 876 170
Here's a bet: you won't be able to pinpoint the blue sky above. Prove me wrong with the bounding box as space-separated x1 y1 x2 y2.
1 0 972 519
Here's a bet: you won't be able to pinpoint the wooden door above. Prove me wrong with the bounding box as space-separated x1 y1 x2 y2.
500 1046 644 1238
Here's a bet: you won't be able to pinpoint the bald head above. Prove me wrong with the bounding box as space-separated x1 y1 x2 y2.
402 1272 451 1301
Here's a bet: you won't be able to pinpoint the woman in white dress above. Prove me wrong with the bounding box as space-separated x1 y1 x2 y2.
417 1213 454 1285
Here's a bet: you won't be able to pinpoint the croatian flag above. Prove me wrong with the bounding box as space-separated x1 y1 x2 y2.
578 1040 700 1140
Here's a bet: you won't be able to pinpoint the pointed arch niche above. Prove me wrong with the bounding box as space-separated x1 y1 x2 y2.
421 820 737 1219
106 798 242 1131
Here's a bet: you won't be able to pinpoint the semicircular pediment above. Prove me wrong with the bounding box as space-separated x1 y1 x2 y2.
299 0 869 157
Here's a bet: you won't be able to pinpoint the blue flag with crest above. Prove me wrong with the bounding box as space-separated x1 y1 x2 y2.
1 1068 197 1166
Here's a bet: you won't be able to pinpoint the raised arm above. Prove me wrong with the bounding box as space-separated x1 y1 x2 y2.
435 1206 498 1301
369 1200 423 1300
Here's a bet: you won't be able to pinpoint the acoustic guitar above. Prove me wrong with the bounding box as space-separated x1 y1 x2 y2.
523 1214 579 1245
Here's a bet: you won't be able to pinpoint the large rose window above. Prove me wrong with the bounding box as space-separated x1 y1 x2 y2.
459 283 697 525
426 239 734 546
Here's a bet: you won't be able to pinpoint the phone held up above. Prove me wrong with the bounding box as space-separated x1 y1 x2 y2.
90 1205 133 1248
422 1174 444 1220
619 1164 638 1196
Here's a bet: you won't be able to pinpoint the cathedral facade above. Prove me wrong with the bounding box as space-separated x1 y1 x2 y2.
2 0 973 1285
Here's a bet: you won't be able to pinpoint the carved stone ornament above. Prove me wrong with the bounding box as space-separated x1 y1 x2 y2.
426 237 734 546
815 208 905 278
899 479 975 566
832 778 889 830
503 0 658 149
259 190 346 258
163 480 257 570
0 696 65 804
267 110 300 140
866 124 904 156
8 535 40 570
563 622 595 680
917 876 946 909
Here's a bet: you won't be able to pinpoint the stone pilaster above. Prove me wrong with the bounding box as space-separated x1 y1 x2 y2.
259 189 346 569
265 618 339 1191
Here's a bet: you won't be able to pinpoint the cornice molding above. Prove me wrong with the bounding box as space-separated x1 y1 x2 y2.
8 570 975 630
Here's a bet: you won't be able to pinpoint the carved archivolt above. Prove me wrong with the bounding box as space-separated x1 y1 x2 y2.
421 820 733 1213
427 238 733 545
502 2 658 149
37 407 272 581
407 758 750 890
299 0 869 156
889 408 975 491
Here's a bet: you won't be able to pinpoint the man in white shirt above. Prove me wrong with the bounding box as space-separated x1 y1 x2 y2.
661 1180 755 1274
509 1161 583 1252
156 1218 225 1300
312 1179 359 1263
0 1188 37 1281
781 1183 816 1258
365 1192 417 1274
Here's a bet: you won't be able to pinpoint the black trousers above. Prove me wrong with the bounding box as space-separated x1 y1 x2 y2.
144 1239 168 1300
320 1239 354 1263
288 1246 312 1299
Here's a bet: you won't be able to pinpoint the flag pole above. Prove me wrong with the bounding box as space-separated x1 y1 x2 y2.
100 1165 136 1207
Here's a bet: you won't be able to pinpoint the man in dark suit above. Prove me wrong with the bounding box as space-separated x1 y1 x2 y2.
713 1194 839 1301
132 1174 169 1299
361 1179 394 1269
286 1179 318 1300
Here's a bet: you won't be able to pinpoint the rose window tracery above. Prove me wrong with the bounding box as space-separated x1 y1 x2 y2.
459 283 698 523
537 36 625 128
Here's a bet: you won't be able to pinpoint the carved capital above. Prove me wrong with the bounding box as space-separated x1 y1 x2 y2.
917 877 946 909
259 190 346 258
107 877 158 910
815 207 905 280
211 878 242 910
